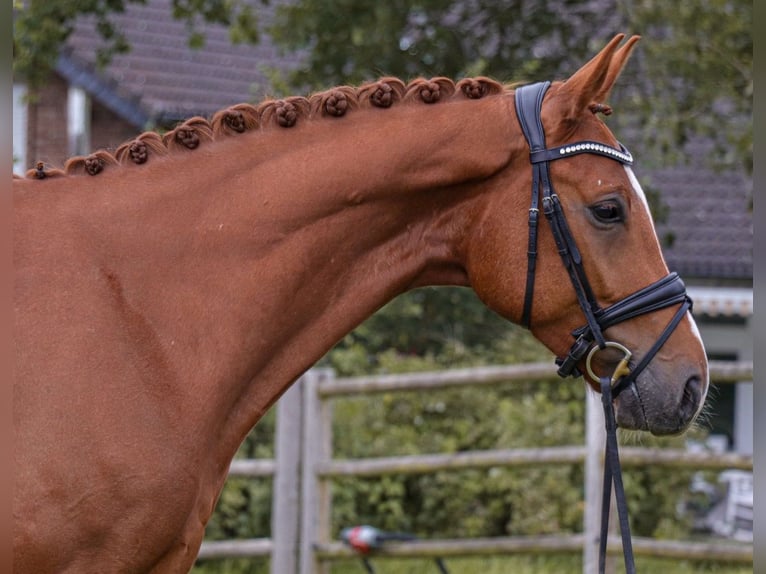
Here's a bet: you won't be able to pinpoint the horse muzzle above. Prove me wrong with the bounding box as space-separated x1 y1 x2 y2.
612 367 707 435
582 336 708 434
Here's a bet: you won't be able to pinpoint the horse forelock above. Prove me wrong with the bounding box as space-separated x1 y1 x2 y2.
20 76 508 181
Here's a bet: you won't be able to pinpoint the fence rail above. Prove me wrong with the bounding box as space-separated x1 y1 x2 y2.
198 360 753 573
316 360 751 396
312 534 753 562
317 446 588 477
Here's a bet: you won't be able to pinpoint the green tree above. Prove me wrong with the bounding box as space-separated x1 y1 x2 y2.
617 0 752 176
323 287 548 376
269 0 623 87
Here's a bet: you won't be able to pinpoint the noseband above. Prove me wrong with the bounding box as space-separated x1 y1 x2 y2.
515 82 694 574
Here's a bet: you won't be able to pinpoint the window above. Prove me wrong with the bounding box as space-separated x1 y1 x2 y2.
13 84 27 175
68 86 91 156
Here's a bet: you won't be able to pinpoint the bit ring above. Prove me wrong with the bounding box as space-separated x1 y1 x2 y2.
586 341 632 387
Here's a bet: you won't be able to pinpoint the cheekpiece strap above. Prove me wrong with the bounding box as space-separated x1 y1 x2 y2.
515 81 611 340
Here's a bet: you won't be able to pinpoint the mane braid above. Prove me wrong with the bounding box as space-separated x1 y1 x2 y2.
457 77 505 99
65 150 120 176
358 77 406 108
309 87 358 118
257 96 311 128
21 75 508 180
211 104 259 136
404 77 456 104
163 117 214 151
25 161 65 179
115 132 168 166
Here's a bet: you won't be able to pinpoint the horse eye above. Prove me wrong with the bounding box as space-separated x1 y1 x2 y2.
590 201 623 224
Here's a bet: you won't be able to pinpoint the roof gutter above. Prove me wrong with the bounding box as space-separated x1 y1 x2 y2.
55 53 150 130
687 286 753 318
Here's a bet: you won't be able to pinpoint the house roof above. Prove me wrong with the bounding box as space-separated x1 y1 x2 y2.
61 0 298 127
57 1 752 284
647 140 752 282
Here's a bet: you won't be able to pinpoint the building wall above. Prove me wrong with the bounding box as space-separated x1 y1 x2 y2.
26 74 69 169
23 73 140 171
697 318 753 456
90 98 141 154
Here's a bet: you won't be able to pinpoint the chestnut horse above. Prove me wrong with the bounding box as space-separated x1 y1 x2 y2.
14 35 707 572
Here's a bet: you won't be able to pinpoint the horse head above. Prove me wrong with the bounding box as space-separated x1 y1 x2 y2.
466 35 708 435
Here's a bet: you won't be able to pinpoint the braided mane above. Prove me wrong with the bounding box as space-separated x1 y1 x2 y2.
24 76 506 180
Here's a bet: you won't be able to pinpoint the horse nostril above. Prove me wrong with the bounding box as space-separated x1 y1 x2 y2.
679 375 703 423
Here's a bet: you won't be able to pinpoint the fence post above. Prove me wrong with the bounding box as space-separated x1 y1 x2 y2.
270 377 305 574
583 390 613 573
299 369 334 574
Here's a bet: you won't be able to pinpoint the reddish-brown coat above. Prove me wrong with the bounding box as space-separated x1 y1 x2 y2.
13 35 707 572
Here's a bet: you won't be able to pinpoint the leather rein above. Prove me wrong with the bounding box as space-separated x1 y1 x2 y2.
514 82 695 573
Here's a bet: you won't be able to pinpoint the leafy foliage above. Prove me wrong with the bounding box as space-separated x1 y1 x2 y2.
615 0 752 177
14 0 131 88
270 0 623 88
198 287 719 574
322 287 548 375
329 373 587 540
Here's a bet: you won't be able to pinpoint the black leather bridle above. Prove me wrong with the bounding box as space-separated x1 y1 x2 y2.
514 82 695 574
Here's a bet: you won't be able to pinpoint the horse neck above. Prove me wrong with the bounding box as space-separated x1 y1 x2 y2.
85 94 519 460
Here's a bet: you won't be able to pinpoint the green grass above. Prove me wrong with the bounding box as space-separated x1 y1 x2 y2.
194 554 752 574
328 556 751 574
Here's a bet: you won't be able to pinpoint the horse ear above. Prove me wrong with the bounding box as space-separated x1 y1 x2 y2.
558 34 640 116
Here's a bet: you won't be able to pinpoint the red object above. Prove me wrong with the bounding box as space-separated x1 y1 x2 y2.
345 525 377 554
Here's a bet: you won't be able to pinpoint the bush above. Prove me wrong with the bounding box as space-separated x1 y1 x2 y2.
197 287 716 572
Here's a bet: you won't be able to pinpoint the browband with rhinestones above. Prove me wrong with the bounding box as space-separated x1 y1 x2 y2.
530 141 633 165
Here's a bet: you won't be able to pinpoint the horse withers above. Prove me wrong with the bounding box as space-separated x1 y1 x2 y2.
13 34 708 572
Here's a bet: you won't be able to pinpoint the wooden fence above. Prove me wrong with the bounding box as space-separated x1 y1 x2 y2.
196 361 753 573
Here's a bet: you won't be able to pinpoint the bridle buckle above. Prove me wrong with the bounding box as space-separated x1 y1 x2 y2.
555 334 590 378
